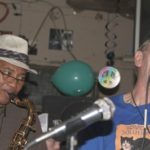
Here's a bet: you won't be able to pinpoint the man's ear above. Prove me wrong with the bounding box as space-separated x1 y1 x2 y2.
134 51 143 67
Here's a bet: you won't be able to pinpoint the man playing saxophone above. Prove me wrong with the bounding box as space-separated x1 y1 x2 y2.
0 34 59 150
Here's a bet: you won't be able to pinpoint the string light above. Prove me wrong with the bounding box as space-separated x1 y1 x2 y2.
104 14 118 66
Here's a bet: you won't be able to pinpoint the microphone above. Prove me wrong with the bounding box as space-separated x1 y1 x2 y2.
24 97 115 150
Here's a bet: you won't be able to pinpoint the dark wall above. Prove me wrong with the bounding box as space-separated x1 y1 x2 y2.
19 65 60 105
140 0 150 44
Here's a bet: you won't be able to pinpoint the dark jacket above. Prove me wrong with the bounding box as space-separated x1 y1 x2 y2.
0 102 47 150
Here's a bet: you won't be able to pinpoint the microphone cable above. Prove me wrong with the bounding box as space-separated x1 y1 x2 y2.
141 76 150 150
131 76 150 150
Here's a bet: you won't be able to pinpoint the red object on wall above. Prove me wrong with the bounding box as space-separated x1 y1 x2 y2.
0 2 9 23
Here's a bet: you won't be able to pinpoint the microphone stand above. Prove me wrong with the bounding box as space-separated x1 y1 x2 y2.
24 97 115 150
66 134 78 150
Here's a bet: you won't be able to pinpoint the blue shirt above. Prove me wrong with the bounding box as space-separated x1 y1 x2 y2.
78 94 150 150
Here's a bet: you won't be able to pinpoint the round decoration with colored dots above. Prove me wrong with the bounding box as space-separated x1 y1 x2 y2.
98 66 121 89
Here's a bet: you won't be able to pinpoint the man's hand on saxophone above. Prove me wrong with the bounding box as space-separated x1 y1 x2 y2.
46 139 61 150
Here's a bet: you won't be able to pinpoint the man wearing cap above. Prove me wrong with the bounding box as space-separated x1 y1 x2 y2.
0 34 59 150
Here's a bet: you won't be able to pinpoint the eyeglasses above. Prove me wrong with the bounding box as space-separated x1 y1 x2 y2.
0 69 26 83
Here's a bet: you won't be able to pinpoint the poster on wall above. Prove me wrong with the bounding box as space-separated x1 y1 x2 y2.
49 28 73 50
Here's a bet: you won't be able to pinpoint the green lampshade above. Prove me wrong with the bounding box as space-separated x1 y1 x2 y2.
51 60 95 96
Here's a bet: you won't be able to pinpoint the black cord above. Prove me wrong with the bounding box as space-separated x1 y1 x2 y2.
131 77 150 150
131 92 150 132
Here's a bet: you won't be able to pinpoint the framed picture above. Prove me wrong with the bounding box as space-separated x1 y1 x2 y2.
49 28 73 50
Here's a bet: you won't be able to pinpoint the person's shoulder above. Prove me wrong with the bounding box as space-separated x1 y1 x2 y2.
109 92 131 105
109 93 124 101
7 102 27 116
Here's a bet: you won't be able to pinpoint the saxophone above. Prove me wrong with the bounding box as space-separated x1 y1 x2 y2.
9 98 36 150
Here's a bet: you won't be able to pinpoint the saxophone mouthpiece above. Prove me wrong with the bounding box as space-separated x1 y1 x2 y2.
9 93 17 102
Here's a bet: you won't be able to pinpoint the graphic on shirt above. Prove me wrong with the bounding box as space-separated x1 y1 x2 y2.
116 124 150 150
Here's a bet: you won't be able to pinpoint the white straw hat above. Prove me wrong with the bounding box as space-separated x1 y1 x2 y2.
0 34 37 74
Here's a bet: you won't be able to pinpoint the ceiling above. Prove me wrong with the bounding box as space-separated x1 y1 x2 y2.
66 0 150 43
66 0 136 19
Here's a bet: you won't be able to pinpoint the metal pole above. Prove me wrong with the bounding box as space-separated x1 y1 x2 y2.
134 0 141 52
